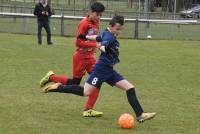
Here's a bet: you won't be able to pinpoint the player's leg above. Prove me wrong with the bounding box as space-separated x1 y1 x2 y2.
84 86 100 111
115 79 144 117
50 52 86 85
82 70 104 117
82 83 103 117
37 21 43 45
72 54 102 113
42 71 104 117
115 80 156 122
108 71 156 123
49 74 73 85
41 81 95 97
43 82 103 117
84 57 100 111
39 70 72 87
43 74 82 87
43 21 52 45
40 53 83 87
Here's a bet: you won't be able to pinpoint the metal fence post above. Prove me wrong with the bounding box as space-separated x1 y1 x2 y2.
22 16 27 34
13 5 17 23
134 19 139 39
73 0 75 16
60 14 64 36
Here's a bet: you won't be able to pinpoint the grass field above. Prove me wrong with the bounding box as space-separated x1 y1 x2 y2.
0 33 200 134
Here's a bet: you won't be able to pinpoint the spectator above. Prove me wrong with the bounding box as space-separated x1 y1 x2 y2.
34 0 53 45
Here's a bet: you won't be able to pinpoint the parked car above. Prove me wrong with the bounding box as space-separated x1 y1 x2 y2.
180 5 200 18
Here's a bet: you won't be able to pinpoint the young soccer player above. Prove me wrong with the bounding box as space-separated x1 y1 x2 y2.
39 2 105 117
42 15 156 123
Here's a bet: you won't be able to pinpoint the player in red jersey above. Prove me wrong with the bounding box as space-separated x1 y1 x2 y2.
39 2 105 117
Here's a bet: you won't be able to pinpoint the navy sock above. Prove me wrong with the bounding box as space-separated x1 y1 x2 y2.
126 88 144 117
66 77 82 85
49 85 84 96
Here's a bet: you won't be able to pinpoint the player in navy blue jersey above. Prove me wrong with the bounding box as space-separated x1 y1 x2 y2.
42 16 156 123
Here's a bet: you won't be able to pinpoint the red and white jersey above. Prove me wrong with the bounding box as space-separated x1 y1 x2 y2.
75 16 99 58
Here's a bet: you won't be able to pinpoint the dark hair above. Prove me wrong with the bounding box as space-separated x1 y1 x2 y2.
90 2 105 13
109 15 124 26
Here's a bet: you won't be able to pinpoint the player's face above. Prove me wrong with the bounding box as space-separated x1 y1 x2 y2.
40 0 46 4
111 23 123 38
90 12 102 22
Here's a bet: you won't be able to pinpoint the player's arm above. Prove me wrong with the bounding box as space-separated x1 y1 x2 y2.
33 4 39 16
98 42 106 52
98 41 114 53
77 32 116 54
97 33 116 54
76 23 97 48
77 35 102 42
76 39 98 48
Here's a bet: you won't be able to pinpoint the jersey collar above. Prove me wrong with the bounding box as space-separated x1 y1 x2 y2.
86 15 99 24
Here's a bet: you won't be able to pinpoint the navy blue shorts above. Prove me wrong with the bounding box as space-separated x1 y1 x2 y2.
86 62 124 88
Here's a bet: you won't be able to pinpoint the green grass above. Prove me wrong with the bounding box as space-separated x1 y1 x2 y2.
0 33 200 134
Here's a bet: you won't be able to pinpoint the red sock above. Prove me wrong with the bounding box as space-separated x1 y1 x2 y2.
85 88 100 110
49 75 69 85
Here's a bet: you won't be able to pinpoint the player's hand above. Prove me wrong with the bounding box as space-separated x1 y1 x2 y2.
77 34 87 40
96 36 102 42
42 11 45 15
105 41 119 55
86 35 101 42
99 45 106 52
46 12 49 16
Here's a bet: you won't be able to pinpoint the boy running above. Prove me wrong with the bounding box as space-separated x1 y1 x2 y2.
39 2 105 117
42 15 156 123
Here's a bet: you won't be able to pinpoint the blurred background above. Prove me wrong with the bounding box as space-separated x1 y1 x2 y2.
0 0 200 40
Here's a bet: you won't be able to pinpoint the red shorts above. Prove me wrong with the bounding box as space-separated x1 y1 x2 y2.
73 51 96 78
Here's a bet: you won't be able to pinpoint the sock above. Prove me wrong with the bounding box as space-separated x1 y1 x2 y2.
49 85 84 96
84 88 100 110
67 77 82 85
50 75 69 84
126 88 144 117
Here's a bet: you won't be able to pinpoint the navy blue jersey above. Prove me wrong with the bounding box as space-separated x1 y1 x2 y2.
86 28 124 88
98 28 120 66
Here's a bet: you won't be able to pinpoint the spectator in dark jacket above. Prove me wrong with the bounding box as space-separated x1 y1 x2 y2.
34 0 53 45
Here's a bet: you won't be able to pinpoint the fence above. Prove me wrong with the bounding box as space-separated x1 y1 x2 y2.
0 4 194 19
0 0 142 11
0 12 200 40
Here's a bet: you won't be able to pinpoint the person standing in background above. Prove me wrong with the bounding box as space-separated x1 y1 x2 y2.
34 0 53 45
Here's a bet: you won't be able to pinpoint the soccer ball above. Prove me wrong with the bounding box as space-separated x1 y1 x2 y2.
147 35 152 39
118 113 135 129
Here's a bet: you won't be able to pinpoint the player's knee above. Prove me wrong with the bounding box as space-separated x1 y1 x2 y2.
125 85 134 90
124 82 135 91
83 89 92 96
83 83 94 96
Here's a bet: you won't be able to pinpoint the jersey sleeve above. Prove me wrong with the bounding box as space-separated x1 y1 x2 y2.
76 21 97 48
101 32 115 47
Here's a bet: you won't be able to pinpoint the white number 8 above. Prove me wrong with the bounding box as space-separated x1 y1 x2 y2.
92 77 98 85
